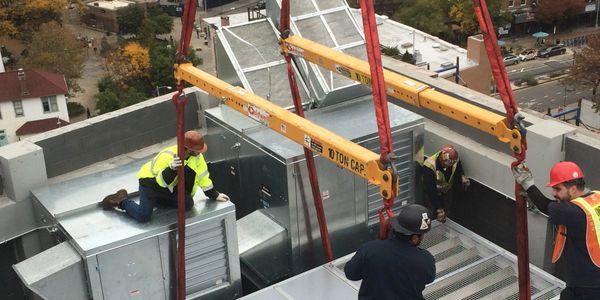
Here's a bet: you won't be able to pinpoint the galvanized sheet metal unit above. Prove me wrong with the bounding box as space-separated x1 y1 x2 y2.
17 160 241 299
204 96 424 286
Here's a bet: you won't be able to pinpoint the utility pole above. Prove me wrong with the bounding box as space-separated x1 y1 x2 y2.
596 0 599 28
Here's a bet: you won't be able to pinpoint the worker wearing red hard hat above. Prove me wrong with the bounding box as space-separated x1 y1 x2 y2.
513 161 600 299
422 144 470 223
102 130 230 222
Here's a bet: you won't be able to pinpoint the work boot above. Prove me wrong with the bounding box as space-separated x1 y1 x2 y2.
102 189 127 210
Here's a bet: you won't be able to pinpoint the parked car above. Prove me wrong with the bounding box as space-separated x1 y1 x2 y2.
538 45 567 58
503 54 520 66
518 49 537 61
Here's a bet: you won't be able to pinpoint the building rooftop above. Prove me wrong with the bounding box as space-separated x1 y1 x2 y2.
203 8 477 79
349 9 476 75
16 117 70 136
87 0 135 10
0 69 68 102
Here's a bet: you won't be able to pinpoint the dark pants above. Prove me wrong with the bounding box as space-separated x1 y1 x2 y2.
121 184 193 222
560 286 600 300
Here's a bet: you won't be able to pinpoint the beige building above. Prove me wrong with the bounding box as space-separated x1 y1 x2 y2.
81 0 135 33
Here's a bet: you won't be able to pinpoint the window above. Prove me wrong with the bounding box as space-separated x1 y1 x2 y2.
13 100 24 117
520 0 526 5
508 0 514 6
0 130 7 146
42 96 59 113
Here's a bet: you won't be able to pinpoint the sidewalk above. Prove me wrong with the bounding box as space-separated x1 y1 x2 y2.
502 26 600 51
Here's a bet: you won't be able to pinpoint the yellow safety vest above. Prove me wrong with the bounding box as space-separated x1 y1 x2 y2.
552 191 600 268
137 145 213 196
423 151 458 194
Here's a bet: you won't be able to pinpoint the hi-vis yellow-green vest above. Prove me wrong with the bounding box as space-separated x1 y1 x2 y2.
137 145 213 196
423 151 458 194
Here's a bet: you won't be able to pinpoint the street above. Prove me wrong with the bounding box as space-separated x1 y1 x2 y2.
506 53 573 82
511 79 593 112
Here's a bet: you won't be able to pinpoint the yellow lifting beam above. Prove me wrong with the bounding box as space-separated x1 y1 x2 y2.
281 35 523 153
175 63 397 198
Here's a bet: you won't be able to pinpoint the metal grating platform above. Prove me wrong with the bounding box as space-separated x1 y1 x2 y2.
241 220 564 300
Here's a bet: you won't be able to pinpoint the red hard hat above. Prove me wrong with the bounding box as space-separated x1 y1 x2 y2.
546 161 584 187
184 131 207 153
440 144 458 162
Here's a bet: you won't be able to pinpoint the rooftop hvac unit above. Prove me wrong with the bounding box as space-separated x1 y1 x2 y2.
14 161 241 300
204 96 424 287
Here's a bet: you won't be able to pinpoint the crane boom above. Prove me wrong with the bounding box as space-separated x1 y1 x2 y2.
281 35 523 153
175 63 396 198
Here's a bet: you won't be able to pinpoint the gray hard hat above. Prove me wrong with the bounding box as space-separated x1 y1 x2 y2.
391 204 431 235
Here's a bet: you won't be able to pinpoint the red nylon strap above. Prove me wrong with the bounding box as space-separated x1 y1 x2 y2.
359 0 396 239
473 1 530 299
472 0 518 123
177 0 198 64
280 0 333 262
173 1 198 298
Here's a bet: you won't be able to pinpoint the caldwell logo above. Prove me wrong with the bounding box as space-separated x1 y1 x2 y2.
286 44 305 57
245 104 270 126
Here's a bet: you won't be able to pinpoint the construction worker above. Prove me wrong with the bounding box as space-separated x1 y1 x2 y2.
513 161 600 299
344 204 435 300
421 144 470 223
102 131 230 222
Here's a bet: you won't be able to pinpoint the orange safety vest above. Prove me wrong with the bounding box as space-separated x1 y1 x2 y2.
551 191 600 268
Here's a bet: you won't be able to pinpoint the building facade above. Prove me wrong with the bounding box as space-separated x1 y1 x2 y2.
0 69 70 144
81 0 135 33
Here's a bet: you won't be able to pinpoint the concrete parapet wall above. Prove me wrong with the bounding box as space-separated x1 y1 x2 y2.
0 141 47 202
565 132 600 189
26 90 201 178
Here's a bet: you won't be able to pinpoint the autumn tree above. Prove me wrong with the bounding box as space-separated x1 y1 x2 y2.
0 0 84 39
106 42 151 82
19 21 85 92
392 0 509 46
536 0 586 25
563 35 600 112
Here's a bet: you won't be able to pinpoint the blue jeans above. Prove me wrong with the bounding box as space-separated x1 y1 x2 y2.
121 184 194 222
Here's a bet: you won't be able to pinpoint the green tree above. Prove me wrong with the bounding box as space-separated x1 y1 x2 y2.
19 22 85 93
98 75 118 93
149 43 177 88
116 4 145 35
563 35 600 112
147 6 173 35
95 91 121 114
122 87 146 106
392 0 450 37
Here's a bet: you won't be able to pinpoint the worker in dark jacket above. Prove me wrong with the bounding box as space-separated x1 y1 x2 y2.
513 161 600 299
102 131 230 222
344 204 436 300
422 144 470 223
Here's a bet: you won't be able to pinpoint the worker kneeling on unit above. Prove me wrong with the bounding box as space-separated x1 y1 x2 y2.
422 144 470 223
344 204 436 300
513 161 600 299
102 130 230 222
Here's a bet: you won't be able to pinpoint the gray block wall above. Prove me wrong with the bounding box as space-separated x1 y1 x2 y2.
27 91 201 178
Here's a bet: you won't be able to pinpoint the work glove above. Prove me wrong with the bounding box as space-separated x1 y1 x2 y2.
512 162 535 190
436 208 446 223
169 157 182 170
215 193 230 202
461 175 471 190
